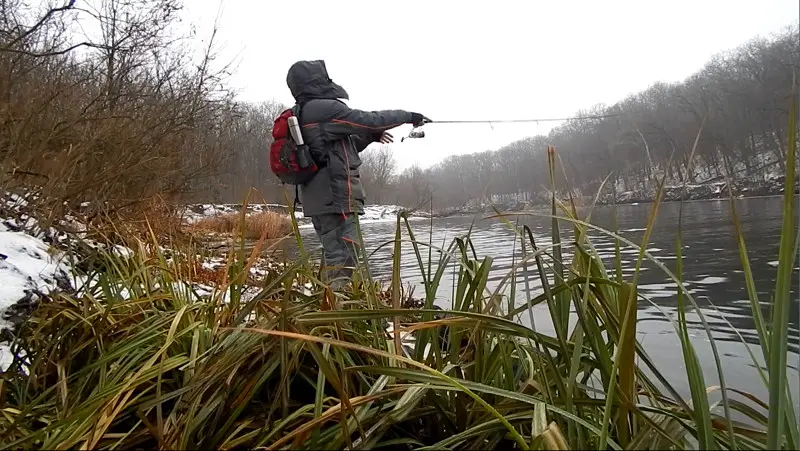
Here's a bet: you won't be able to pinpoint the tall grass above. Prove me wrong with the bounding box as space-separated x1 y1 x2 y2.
0 100 798 451
191 211 293 240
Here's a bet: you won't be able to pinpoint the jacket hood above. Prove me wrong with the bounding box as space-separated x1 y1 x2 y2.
286 60 349 103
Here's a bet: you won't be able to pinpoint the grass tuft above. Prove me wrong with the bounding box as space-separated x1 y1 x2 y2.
191 210 293 240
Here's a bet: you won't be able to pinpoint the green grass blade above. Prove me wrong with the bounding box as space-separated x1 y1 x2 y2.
248 329 531 449
547 146 569 343
675 206 716 449
766 75 799 450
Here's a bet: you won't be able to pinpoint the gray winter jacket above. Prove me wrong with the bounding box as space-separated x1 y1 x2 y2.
286 60 415 216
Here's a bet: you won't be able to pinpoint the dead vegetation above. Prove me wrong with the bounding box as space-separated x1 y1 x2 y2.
0 0 264 225
191 211 293 240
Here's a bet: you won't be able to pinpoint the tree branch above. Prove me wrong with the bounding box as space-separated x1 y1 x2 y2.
0 40 108 57
2 0 76 49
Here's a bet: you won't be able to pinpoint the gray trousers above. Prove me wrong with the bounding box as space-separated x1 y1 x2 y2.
311 213 361 289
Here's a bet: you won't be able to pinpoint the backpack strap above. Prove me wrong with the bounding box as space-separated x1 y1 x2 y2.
291 102 304 124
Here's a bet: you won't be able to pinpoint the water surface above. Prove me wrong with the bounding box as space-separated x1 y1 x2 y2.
295 197 799 409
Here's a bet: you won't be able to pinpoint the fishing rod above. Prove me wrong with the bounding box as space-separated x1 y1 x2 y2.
400 112 624 141
431 113 623 124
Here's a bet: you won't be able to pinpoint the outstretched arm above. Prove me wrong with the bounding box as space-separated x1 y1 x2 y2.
323 100 415 137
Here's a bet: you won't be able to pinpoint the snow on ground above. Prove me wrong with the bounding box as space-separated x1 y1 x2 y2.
0 222 283 370
180 203 296 224
0 194 293 372
293 205 429 230
182 202 428 229
359 205 429 223
1 193 427 371
0 223 72 371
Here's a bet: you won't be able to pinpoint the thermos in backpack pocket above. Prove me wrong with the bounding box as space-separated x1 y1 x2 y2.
288 115 312 169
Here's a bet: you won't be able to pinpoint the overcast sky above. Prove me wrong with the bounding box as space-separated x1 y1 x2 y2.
184 0 796 171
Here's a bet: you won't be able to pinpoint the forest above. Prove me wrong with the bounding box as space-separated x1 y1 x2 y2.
0 0 796 215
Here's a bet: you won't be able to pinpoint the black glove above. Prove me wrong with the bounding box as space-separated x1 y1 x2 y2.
410 113 431 127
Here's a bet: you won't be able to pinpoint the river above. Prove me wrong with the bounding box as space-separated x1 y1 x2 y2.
293 197 799 411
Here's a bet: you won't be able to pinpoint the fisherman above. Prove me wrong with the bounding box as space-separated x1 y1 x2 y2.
285 60 430 289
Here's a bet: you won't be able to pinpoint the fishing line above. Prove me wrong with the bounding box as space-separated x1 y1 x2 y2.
429 112 624 124
401 113 624 141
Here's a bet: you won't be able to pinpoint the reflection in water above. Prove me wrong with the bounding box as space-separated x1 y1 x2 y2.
294 197 799 402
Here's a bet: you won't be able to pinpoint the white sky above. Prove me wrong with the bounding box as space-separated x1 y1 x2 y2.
184 0 796 171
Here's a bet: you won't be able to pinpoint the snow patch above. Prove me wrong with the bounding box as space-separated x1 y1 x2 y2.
180 202 429 228
0 193 288 372
180 203 296 224
359 205 429 224
0 229 72 371
0 231 69 322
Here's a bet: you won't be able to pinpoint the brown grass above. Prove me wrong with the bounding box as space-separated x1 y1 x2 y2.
192 211 292 240
171 257 229 286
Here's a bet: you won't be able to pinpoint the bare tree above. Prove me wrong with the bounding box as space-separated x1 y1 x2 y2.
214 99 290 203
0 0 240 220
360 145 396 204
393 164 433 211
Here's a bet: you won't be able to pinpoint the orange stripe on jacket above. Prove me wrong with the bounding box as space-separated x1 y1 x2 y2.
331 119 403 131
341 140 352 213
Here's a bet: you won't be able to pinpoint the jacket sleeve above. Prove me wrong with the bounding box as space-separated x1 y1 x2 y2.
324 100 413 137
351 133 381 152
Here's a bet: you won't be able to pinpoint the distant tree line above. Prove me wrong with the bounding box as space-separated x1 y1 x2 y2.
353 27 798 211
211 100 288 204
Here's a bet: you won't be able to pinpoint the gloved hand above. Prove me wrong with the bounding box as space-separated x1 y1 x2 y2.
410 113 432 127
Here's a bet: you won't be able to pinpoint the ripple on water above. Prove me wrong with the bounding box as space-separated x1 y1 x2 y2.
765 260 800 271
694 276 728 285
621 266 649 272
638 282 679 291
640 290 675 299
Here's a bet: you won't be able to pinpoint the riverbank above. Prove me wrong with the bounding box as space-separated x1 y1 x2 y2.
0 192 430 371
0 192 289 369
181 203 431 225
428 174 795 218
177 203 433 254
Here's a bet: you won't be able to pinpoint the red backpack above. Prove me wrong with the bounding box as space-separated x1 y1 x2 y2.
270 106 318 185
